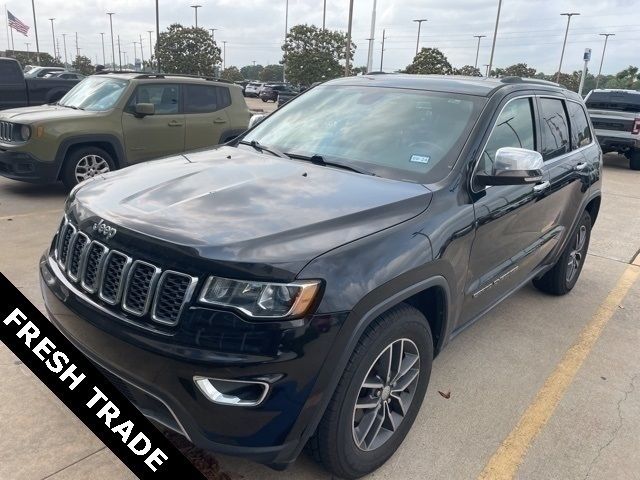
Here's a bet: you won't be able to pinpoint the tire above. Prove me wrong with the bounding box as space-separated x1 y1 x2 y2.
261 98 267 102
61 146 115 189
533 210 592 295
630 151 640 171
311 304 433 479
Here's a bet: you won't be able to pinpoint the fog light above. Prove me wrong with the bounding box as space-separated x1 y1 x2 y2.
194 377 269 407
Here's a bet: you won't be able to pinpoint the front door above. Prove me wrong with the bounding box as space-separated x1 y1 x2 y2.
462 95 557 323
121 83 185 164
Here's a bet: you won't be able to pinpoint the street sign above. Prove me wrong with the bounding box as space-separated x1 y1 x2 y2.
583 48 592 62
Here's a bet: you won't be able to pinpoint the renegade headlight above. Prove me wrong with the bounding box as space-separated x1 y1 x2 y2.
19 124 31 141
199 276 321 318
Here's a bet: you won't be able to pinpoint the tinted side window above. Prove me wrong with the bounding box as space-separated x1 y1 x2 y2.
128 84 180 114
0 63 23 84
479 97 535 175
184 85 219 113
539 98 570 160
566 101 592 149
217 87 231 109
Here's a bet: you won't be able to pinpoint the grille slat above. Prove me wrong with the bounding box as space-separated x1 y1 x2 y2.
152 272 193 325
53 217 195 326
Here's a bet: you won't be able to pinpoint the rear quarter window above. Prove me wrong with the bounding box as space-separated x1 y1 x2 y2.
566 101 593 149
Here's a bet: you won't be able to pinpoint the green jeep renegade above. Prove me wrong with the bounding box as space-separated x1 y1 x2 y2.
0 73 250 188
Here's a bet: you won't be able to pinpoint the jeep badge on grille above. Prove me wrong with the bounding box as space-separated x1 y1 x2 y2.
93 219 117 240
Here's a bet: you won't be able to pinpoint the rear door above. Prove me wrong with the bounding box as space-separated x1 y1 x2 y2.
463 94 555 322
121 83 185 163
0 61 28 109
183 84 231 149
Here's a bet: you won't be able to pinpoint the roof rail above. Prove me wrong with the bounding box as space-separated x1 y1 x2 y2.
500 76 561 87
136 73 236 84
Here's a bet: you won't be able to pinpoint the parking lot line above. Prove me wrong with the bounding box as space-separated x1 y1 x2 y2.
477 264 640 480
0 209 61 221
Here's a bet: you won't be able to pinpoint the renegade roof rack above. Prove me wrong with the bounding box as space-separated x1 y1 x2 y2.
499 76 561 87
133 73 235 84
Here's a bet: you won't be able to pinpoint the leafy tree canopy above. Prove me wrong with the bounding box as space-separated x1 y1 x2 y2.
6 50 62 68
72 55 94 75
405 48 453 75
155 24 221 76
493 63 537 78
454 65 482 77
220 66 244 81
241 64 264 80
259 64 284 82
282 24 355 85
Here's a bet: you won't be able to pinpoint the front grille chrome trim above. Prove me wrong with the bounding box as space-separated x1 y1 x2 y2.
80 241 110 294
98 250 133 306
122 260 162 317
151 271 198 326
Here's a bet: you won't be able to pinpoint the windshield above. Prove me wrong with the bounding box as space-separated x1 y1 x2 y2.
58 77 129 111
243 85 485 183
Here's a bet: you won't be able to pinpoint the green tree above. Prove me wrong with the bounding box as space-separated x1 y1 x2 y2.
500 63 537 78
554 71 582 92
155 24 221 76
616 66 639 89
282 24 355 85
6 50 62 68
220 66 244 81
454 65 482 76
72 55 94 75
241 64 264 80
405 48 453 75
351 65 368 75
259 64 284 82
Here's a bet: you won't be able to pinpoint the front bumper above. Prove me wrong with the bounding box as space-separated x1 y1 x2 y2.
39 253 347 467
0 148 58 183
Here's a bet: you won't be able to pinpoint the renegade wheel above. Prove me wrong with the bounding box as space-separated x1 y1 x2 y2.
61 146 115 189
630 151 640 171
311 304 433 479
533 210 592 295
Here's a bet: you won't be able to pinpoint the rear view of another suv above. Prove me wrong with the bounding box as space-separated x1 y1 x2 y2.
585 89 640 170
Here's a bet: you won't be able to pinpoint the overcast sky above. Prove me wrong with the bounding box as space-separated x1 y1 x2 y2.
3 0 639 75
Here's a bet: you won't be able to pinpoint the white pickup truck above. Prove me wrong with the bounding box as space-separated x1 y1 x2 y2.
585 89 640 170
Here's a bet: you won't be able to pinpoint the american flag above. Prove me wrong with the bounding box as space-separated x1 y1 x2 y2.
8 11 29 36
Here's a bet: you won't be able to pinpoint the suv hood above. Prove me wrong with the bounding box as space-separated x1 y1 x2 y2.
71 146 432 274
0 104 93 123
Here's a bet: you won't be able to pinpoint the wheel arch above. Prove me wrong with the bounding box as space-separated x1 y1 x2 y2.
55 135 125 179
585 195 601 226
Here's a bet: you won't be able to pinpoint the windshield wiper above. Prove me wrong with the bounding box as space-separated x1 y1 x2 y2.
286 153 377 176
239 140 289 159
57 103 83 110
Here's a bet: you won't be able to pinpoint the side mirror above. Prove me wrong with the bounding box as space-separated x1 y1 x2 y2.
134 103 155 117
476 147 544 187
248 114 266 129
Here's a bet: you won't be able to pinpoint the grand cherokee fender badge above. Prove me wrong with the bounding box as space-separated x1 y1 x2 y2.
93 219 117 240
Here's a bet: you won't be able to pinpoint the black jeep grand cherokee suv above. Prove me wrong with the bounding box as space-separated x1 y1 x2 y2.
40 75 602 479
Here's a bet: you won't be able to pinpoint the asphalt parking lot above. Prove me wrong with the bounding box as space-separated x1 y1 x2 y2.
0 154 639 480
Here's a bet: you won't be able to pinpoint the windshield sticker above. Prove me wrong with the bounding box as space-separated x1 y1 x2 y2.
410 154 430 164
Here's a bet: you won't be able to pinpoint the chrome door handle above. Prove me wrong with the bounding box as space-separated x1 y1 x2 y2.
575 162 587 171
533 181 550 193
168 121 183 127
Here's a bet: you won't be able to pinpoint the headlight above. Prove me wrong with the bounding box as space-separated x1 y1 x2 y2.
19 125 31 141
199 276 321 318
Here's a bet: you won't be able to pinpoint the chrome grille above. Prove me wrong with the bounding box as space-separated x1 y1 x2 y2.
53 216 196 326
123 261 160 316
0 121 13 142
152 272 195 325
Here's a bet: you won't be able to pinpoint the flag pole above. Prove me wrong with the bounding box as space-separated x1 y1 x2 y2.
31 0 40 64
4 4 10 53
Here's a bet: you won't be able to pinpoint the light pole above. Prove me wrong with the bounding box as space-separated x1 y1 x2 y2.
133 42 138 70
155 0 160 72
283 0 289 82
380 29 386 71
222 40 227 70
48 18 56 59
413 19 427 56
322 0 327 29
30 0 40 64
366 0 377 73
345 0 354 76
61 33 68 67
556 12 580 82
595 33 615 89
190 5 201 28
484 64 490 77
147 30 153 66
139 34 145 69
107 12 116 69
99 33 106 65
488 0 502 77
75 32 79 58
209 28 217 42
117 35 122 70
25 42 30 62
473 34 486 69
